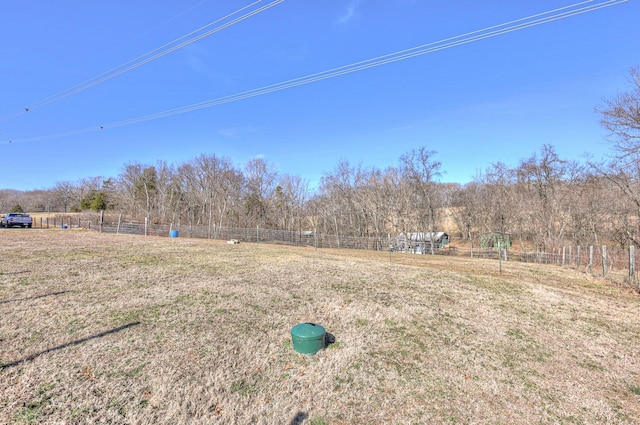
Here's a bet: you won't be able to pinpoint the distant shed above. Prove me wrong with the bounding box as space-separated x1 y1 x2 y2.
393 232 450 253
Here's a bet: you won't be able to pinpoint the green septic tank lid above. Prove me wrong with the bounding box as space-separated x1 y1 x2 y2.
291 323 326 355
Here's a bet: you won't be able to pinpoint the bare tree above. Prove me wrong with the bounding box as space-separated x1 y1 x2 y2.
243 158 278 227
177 154 242 233
52 181 78 213
399 147 442 254
116 163 160 221
595 66 640 246
274 174 310 232
23 189 55 212
317 160 368 238
449 182 484 245
599 66 640 157
516 145 571 251
380 166 409 236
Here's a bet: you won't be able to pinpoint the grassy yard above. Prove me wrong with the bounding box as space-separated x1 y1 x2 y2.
1 229 639 424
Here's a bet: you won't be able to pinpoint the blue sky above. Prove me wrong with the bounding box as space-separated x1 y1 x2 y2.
1 0 638 191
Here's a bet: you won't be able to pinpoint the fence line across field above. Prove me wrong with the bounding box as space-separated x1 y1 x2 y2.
30 216 639 288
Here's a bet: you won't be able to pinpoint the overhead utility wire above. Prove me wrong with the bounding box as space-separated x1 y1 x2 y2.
36 0 283 107
0 0 283 122
6 0 627 143
103 0 627 129
131 0 212 41
33 1 273 107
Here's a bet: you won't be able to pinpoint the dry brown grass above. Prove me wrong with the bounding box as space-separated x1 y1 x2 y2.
1 229 639 424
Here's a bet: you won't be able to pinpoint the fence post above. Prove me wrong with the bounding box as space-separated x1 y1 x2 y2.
602 245 607 276
588 246 593 273
144 217 148 236
577 246 581 268
498 241 502 274
629 245 635 280
117 214 122 234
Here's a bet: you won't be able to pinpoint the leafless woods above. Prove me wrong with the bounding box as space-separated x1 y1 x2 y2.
2 67 640 252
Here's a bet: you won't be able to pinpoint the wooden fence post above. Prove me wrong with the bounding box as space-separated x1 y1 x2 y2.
630 245 635 280
576 246 581 267
498 241 502 274
314 228 318 251
602 245 607 276
588 246 593 273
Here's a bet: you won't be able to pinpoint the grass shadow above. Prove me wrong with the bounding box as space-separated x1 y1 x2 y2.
290 411 308 424
0 270 30 276
0 322 141 369
0 290 69 305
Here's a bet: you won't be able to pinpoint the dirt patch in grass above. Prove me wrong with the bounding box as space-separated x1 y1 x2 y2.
1 229 640 424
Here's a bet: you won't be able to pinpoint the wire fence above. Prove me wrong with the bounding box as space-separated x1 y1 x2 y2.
466 245 623 275
29 215 639 291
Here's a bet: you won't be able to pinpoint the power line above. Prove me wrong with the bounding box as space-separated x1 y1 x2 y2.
4 0 628 144
103 0 629 128
129 0 212 42
0 0 283 123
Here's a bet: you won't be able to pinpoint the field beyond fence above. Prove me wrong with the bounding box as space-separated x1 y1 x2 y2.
30 215 640 291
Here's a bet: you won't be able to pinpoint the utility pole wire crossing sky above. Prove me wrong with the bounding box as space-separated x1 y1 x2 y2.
4 0 627 144
0 0 283 124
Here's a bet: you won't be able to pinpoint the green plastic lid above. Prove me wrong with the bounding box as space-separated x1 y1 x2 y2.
291 323 326 355
291 323 325 339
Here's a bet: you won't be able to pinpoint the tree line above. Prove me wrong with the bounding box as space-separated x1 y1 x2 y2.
2 67 639 253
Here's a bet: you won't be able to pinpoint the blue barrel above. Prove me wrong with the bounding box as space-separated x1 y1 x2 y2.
169 230 179 238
